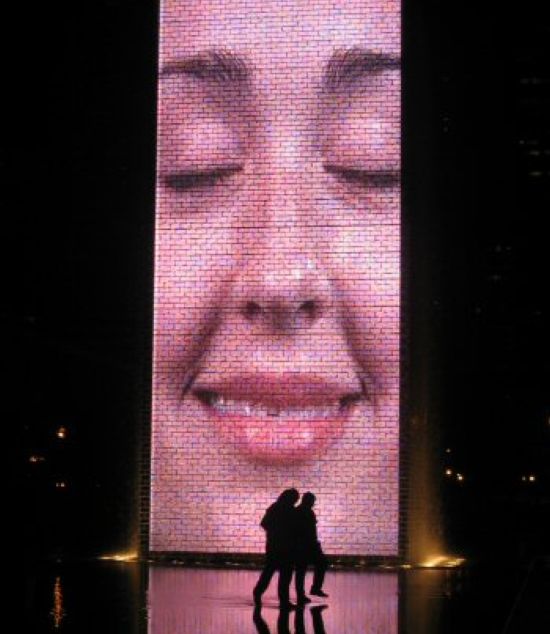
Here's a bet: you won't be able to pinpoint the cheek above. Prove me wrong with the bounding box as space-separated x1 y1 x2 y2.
322 188 400 294
153 209 235 361
331 216 400 386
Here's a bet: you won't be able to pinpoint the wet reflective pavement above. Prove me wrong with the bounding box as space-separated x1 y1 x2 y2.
25 558 549 633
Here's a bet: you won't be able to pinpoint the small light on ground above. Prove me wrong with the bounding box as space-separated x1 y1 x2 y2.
99 551 138 562
420 555 466 568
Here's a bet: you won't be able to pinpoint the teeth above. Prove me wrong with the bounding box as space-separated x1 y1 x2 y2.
195 389 360 421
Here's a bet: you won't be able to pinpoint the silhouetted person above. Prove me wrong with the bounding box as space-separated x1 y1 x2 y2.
253 488 300 609
295 492 329 603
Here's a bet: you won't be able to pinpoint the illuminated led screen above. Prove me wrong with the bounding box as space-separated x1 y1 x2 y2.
150 0 401 556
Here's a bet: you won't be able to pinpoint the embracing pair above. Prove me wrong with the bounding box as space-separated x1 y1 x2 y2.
253 489 328 609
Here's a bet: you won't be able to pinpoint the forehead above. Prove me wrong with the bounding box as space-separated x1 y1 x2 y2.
160 0 400 65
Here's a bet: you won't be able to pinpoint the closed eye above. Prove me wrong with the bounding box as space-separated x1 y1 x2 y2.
162 165 243 191
324 164 400 188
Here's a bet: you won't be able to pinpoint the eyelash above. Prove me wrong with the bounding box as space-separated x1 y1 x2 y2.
162 165 399 192
324 165 400 188
163 166 242 191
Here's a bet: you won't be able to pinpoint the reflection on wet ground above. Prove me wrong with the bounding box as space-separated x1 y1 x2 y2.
24 558 549 633
149 568 397 634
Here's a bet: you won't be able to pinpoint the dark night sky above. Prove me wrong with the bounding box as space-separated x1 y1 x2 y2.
8 1 548 558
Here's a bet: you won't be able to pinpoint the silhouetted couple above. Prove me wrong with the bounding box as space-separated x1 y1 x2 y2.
253 488 328 609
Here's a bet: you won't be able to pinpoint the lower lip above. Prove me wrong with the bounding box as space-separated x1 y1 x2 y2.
197 398 354 465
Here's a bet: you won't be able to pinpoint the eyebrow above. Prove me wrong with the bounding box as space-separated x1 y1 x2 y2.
160 47 400 91
324 48 401 90
160 50 250 84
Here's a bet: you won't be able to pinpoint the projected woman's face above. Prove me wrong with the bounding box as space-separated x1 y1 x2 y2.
152 0 400 554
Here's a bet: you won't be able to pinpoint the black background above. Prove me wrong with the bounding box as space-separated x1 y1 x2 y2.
8 0 548 561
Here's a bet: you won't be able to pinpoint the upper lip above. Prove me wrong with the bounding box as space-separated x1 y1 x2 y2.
191 373 364 409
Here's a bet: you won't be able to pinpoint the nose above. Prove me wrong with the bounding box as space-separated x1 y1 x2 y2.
236 252 332 333
232 176 333 333
231 139 333 334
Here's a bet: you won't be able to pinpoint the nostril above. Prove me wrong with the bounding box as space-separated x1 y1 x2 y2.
244 301 263 320
299 300 317 320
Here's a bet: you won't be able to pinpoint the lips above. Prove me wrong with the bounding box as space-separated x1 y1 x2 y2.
191 374 363 464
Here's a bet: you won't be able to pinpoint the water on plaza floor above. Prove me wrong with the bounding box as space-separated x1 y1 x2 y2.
24 558 549 633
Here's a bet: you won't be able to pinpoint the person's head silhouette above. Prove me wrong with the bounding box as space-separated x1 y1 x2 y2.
279 488 300 506
301 491 316 509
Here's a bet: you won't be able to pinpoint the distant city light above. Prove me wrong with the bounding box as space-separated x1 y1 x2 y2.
445 448 451 453
29 455 46 463
456 473 464 482
55 481 67 489
529 475 536 482
522 474 537 483
445 468 453 476
56 426 67 439
51 576 65 628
